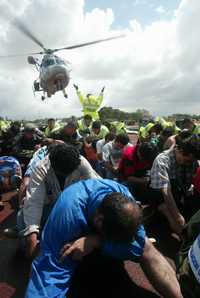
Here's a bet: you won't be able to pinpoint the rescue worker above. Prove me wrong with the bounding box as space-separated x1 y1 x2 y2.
155 116 180 134
138 122 162 143
78 114 93 137
0 118 10 138
111 121 127 134
44 118 60 137
91 120 109 140
182 118 200 135
74 84 105 120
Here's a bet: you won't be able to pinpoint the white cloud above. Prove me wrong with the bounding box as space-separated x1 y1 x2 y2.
0 0 199 119
155 5 166 15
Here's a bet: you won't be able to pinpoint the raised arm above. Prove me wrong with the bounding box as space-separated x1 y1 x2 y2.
74 84 85 104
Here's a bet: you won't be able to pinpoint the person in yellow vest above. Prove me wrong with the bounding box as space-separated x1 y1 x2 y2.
44 118 60 137
182 118 200 135
77 114 93 137
155 116 180 134
138 122 162 143
0 119 10 137
111 121 127 134
91 120 109 140
74 84 104 120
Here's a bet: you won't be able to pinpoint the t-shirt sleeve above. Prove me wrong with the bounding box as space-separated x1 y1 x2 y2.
102 225 146 262
22 164 48 236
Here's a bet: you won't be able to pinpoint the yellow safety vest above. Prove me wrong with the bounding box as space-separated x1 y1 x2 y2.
77 90 103 120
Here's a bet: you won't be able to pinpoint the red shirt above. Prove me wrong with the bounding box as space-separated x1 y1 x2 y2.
119 145 150 180
193 167 200 194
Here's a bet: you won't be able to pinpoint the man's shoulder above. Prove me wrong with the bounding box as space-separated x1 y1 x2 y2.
32 155 50 178
97 139 104 146
102 141 112 151
155 149 174 164
79 155 100 177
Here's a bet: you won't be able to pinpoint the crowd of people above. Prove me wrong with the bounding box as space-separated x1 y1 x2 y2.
0 113 200 298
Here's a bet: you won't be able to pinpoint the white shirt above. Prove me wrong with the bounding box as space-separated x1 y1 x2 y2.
96 139 106 155
21 155 100 236
102 141 132 168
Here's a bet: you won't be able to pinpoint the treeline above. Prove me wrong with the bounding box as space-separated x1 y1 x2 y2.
99 107 151 122
99 107 200 122
1 108 200 123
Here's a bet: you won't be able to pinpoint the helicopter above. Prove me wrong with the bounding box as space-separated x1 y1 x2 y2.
1 19 125 101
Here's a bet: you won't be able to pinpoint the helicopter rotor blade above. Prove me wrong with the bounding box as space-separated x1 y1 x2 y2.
0 51 44 58
12 19 47 52
53 34 125 52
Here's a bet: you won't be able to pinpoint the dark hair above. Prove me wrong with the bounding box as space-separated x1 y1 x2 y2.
105 132 116 142
49 144 80 176
177 134 200 159
138 142 158 163
161 127 174 137
92 121 101 130
84 114 92 121
175 129 192 145
48 118 55 122
115 133 129 146
152 123 163 134
98 192 142 242
64 121 78 129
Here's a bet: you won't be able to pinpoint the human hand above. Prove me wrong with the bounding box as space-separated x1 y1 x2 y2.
60 235 100 262
26 233 38 259
34 144 41 151
174 214 185 235
73 84 78 90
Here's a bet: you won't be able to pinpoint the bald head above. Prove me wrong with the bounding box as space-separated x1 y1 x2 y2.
96 192 142 243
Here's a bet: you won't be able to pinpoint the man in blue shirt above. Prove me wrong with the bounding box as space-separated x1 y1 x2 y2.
26 179 182 298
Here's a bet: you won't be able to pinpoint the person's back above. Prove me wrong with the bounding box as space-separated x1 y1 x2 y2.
14 144 100 256
26 179 145 297
26 178 183 298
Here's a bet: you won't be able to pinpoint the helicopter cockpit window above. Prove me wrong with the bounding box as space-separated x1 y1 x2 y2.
42 58 56 67
55 57 65 65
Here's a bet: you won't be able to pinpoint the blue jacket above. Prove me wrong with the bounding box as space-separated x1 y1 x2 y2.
26 179 146 298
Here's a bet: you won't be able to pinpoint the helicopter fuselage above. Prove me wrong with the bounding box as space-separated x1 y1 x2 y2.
39 54 70 97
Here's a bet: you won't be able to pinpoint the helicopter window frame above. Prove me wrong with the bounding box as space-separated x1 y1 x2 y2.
55 57 65 65
42 57 56 67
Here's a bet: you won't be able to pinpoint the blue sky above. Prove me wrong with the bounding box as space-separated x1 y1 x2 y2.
85 0 181 28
